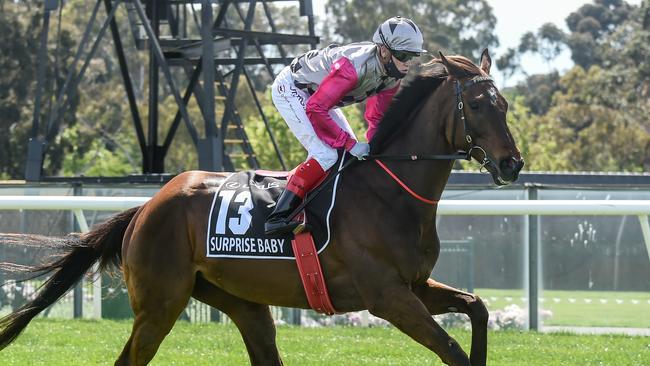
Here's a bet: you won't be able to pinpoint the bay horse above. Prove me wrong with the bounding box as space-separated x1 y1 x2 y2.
0 49 523 365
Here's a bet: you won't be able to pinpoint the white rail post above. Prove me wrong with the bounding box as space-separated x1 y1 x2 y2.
639 215 650 264
527 186 540 331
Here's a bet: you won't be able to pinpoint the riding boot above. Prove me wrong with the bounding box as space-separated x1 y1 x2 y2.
264 189 303 236
265 158 326 236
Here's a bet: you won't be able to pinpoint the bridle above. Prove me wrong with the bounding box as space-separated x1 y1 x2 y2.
367 73 496 165
364 73 499 205
451 75 495 171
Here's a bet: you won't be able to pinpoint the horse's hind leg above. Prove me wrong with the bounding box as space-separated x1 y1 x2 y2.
114 268 195 366
192 276 283 366
115 235 196 365
414 278 488 366
114 267 195 365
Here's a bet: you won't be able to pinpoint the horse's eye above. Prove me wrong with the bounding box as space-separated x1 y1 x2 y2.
469 101 479 110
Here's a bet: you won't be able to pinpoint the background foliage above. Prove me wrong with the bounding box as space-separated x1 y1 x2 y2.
0 0 647 178
498 0 649 172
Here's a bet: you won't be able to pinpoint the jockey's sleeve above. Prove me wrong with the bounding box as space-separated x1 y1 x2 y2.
365 83 399 142
305 57 359 150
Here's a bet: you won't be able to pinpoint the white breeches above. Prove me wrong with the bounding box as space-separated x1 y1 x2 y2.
271 66 356 170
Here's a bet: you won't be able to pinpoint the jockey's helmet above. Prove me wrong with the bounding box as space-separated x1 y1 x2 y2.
372 16 426 55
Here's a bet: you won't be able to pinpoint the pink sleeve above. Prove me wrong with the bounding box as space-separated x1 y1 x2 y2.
364 83 400 142
305 57 358 150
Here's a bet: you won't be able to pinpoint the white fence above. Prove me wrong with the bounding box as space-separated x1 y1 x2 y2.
1 196 649 330
1 195 648 232
1 196 647 258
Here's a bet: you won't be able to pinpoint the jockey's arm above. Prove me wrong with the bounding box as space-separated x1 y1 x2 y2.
305 57 359 151
364 83 399 142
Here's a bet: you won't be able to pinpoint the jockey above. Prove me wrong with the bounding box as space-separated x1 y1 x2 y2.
265 16 426 236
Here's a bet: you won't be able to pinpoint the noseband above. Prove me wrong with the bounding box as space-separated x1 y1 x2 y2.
453 75 495 171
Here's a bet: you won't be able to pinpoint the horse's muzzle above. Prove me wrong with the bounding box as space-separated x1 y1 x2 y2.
497 157 524 184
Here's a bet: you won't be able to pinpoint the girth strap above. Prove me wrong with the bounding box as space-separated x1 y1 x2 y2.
291 232 337 315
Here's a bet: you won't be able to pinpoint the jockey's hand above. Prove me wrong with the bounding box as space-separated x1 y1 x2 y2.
349 142 370 160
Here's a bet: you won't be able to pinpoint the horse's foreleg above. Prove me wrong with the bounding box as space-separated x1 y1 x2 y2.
192 277 283 366
413 278 488 366
363 284 470 366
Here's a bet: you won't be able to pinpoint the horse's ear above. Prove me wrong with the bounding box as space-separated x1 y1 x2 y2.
438 51 465 78
479 48 491 74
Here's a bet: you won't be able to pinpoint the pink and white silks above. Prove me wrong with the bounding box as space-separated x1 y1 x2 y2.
271 57 398 171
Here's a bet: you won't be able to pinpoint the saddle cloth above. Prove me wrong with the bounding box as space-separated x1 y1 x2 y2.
205 155 347 260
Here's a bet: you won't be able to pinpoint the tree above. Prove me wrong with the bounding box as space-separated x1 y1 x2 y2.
498 0 637 99
0 1 150 178
503 94 573 172
0 1 77 179
514 72 560 116
500 1 649 172
563 0 635 68
537 23 566 66
325 0 499 60
496 23 566 82
521 66 648 172
495 48 520 85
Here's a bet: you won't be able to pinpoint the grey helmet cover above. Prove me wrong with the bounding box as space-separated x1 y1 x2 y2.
372 16 426 53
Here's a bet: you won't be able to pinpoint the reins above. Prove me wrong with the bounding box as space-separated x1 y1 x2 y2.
285 74 496 222
367 151 471 161
364 74 495 205
373 159 439 205
285 149 470 223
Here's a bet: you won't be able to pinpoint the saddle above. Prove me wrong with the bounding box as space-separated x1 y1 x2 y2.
205 154 350 314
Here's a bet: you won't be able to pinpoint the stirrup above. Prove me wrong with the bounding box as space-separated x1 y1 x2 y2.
265 219 300 236
292 223 312 234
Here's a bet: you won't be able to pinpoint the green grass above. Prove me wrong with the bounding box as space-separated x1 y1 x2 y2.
0 319 649 365
476 289 650 328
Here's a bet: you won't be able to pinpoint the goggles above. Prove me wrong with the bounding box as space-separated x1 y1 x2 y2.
377 27 421 62
390 49 420 62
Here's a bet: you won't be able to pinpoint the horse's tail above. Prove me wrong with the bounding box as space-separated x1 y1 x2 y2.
0 206 140 350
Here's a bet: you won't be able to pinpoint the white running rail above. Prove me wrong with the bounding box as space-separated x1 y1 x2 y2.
1 196 647 254
1 196 649 323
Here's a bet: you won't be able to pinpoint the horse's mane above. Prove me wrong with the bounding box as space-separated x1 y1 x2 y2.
369 55 484 153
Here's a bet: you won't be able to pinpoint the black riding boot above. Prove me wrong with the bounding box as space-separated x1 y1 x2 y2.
264 189 303 236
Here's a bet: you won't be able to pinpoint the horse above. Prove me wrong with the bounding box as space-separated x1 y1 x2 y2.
0 49 523 366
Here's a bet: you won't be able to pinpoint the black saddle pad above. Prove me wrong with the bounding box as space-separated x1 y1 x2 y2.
205 154 349 259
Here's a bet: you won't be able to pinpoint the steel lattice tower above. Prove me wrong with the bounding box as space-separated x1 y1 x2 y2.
25 0 318 180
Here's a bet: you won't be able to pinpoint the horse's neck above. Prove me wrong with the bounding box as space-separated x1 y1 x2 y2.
381 85 456 207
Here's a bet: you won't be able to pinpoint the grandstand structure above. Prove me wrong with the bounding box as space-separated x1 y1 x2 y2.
25 0 318 180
